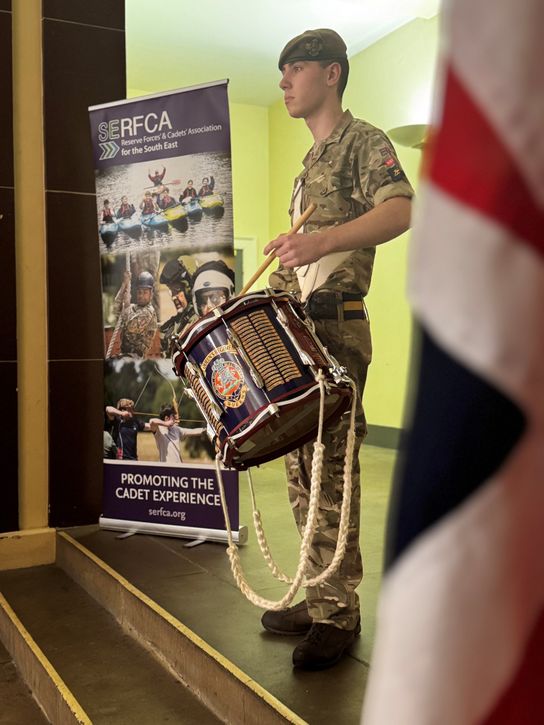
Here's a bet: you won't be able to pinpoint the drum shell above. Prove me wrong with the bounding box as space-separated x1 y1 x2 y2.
173 291 352 469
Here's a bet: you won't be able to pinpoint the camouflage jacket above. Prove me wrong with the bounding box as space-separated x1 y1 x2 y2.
269 110 414 297
120 303 158 357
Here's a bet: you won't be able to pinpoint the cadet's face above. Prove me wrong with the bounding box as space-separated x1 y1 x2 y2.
137 288 152 306
171 289 187 311
200 289 227 315
279 61 328 118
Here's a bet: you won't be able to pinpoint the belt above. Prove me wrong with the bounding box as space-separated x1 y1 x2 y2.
305 291 367 321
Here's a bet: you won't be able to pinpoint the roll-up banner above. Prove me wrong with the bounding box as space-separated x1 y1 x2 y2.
89 81 245 544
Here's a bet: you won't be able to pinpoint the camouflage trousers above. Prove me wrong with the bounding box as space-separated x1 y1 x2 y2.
284 316 370 630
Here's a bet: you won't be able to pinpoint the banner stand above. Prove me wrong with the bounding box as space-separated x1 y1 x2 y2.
99 517 248 545
89 81 243 542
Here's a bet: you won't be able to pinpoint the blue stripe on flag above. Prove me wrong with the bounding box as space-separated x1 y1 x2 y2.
385 329 526 567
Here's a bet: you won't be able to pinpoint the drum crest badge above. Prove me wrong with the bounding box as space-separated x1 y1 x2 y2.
210 356 247 408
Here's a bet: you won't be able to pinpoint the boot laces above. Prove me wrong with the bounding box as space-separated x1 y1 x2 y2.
307 623 329 644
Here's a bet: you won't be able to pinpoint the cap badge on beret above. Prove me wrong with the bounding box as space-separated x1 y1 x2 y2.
304 37 322 57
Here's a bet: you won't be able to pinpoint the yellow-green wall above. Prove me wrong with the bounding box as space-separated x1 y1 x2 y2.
268 17 439 429
129 15 439 431
229 103 269 250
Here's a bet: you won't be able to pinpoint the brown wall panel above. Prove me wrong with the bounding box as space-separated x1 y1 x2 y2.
0 9 13 185
44 3 125 526
43 18 125 193
43 0 124 29
45 191 103 360
0 188 17 359
0 3 18 533
0 361 18 532
48 360 104 526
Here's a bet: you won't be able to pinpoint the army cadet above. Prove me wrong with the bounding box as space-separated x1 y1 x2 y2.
158 258 195 355
261 29 414 670
114 270 158 358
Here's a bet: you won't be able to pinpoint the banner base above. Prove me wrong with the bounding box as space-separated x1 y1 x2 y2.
99 516 248 545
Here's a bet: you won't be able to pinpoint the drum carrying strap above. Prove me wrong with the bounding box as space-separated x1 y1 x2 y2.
214 371 358 611
292 180 352 302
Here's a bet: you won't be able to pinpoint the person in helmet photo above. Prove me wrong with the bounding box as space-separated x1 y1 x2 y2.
113 268 159 358
158 257 195 355
191 259 235 317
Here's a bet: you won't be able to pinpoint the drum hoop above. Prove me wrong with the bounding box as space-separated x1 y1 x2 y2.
226 381 318 438
228 382 350 445
176 290 299 352
219 383 351 468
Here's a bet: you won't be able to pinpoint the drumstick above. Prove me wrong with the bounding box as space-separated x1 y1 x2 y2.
239 203 317 296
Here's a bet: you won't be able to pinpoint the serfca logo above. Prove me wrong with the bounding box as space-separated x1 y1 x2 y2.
97 111 173 141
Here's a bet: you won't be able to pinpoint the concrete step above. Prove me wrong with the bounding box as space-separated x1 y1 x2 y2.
55 530 306 725
0 640 49 724
0 564 222 724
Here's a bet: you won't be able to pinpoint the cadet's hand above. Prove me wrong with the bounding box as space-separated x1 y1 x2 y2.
264 232 325 268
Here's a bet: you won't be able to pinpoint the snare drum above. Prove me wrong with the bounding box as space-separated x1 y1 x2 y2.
172 289 353 470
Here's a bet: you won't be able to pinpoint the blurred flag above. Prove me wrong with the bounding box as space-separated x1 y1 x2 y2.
362 1 544 723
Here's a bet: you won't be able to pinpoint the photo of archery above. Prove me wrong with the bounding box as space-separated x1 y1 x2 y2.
103 358 213 463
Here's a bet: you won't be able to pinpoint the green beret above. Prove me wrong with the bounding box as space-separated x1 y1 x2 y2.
278 28 347 70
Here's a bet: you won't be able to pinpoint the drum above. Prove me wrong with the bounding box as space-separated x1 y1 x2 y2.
172 289 353 470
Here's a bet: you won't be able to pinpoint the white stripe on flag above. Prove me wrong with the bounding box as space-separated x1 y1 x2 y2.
408 182 544 415
362 427 544 725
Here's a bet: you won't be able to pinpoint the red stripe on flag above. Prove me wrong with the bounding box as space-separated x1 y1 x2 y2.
429 67 544 257
481 608 544 724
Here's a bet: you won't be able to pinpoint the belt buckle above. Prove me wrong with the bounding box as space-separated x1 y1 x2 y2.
306 290 332 320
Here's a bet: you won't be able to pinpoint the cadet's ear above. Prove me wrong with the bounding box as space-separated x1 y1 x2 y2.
326 62 341 88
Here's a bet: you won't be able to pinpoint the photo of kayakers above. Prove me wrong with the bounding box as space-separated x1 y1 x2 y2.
102 248 235 360
103 358 214 463
95 151 232 256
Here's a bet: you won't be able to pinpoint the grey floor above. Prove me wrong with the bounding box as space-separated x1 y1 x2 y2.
71 444 396 724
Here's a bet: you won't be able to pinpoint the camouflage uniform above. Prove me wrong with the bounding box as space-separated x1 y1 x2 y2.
159 306 195 356
269 110 413 629
119 302 158 357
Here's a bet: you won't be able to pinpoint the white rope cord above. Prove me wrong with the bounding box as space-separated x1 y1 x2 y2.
215 371 327 610
248 376 357 589
216 369 358 609
304 378 357 587
247 469 291 583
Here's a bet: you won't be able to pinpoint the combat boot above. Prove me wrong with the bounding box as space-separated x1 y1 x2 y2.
261 600 312 635
292 618 361 670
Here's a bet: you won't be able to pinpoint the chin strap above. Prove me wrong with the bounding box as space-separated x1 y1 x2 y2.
215 369 357 610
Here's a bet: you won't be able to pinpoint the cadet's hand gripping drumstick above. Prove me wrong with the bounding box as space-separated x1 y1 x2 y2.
239 203 317 296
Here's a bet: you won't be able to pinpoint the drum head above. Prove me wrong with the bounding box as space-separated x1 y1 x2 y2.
222 385 352 470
